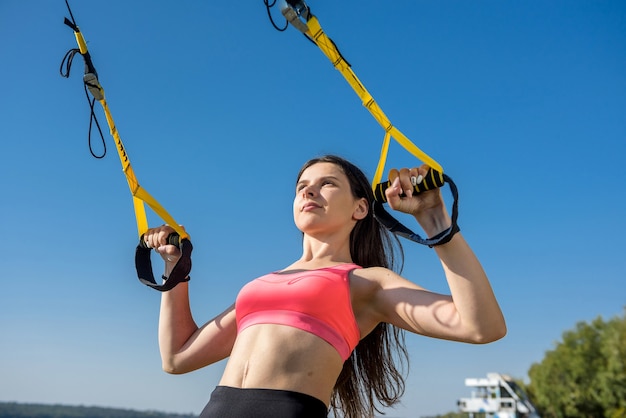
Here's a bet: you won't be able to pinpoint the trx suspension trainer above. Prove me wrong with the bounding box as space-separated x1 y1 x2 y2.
267 0 460 246
59 1 192 291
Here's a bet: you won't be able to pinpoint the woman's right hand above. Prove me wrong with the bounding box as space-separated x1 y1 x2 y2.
143 224 185 267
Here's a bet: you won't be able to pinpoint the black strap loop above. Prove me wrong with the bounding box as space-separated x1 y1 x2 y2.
373 173 460 247
135 235 193 292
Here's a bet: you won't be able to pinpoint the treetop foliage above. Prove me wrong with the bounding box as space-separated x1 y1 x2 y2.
527 308 626 418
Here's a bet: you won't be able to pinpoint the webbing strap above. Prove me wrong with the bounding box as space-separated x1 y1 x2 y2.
62 3 191 290
98 97 188 241
303 16 444 187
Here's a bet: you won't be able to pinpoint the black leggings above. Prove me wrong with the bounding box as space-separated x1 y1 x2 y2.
199 386 328 418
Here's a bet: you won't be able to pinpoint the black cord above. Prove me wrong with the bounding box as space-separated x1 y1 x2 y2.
59 48 80 78
60 46 107 159
84 84 106 159
264 0 288 31
64 0 77 28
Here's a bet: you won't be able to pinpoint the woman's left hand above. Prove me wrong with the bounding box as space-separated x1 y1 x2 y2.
385 165 451 236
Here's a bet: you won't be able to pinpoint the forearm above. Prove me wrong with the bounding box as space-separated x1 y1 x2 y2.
434 233 506 343
158 272 199 369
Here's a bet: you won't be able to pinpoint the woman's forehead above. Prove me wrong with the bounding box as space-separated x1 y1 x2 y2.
299 162 346 179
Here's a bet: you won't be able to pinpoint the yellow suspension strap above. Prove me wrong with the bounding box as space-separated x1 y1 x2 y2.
59 1 192 290
273 1 460 246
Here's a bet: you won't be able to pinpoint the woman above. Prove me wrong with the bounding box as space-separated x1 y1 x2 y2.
143 155 506 418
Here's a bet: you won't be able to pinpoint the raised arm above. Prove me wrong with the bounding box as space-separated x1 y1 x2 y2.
144 226 238 374
367 167 506 343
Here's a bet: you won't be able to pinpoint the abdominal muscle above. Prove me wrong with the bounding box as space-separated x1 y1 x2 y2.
218 324 346 407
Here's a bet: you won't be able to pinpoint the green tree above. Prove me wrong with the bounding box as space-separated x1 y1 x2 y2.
528 308 626 418
597 313 626 418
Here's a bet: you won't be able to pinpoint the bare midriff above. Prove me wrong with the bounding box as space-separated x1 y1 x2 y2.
219 324 345 407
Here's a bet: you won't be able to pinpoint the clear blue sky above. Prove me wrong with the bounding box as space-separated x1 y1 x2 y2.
1 1 625 417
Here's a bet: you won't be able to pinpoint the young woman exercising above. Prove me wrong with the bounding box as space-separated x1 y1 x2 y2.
142 155 506 418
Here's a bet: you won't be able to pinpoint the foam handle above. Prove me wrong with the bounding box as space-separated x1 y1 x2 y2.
138 232 180 249
373 168 445 203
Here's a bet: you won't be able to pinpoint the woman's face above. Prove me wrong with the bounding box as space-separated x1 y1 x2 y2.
293 162 367 236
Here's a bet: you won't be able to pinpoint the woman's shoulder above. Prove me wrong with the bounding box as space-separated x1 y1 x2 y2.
350 266 397 285
348 266 402 327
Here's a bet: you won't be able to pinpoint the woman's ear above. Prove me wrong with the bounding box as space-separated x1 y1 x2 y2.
353 197 369 221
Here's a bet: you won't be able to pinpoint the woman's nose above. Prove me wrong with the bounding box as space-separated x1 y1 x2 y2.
302 185 317 197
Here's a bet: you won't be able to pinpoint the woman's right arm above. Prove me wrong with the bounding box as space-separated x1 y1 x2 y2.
144 226 238 374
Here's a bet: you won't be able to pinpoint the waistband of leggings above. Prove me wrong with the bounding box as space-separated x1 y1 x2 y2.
212 385 327 410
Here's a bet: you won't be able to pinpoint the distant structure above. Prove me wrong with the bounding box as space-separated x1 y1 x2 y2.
457 372 540 418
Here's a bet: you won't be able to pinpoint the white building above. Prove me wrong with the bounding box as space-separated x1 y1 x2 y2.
457 373 540 418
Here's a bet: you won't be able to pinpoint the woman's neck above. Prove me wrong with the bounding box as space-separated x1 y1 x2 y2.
292 234 353 268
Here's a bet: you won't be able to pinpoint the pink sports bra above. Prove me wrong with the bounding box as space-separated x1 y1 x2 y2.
235 263 362 361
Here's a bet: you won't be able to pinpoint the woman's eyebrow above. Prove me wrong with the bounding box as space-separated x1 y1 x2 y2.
297 175 341 186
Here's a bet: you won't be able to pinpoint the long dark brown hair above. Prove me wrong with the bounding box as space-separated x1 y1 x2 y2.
297 155 409 418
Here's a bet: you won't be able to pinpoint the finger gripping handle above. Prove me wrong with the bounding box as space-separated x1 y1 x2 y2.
373 168 445 203
138 233 180 249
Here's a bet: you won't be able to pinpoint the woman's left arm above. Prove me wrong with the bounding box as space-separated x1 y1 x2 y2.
435 232 506 343
370 167 506 343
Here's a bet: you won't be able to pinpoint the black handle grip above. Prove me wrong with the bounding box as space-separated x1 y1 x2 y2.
373 168 445 203
138 232 180 249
